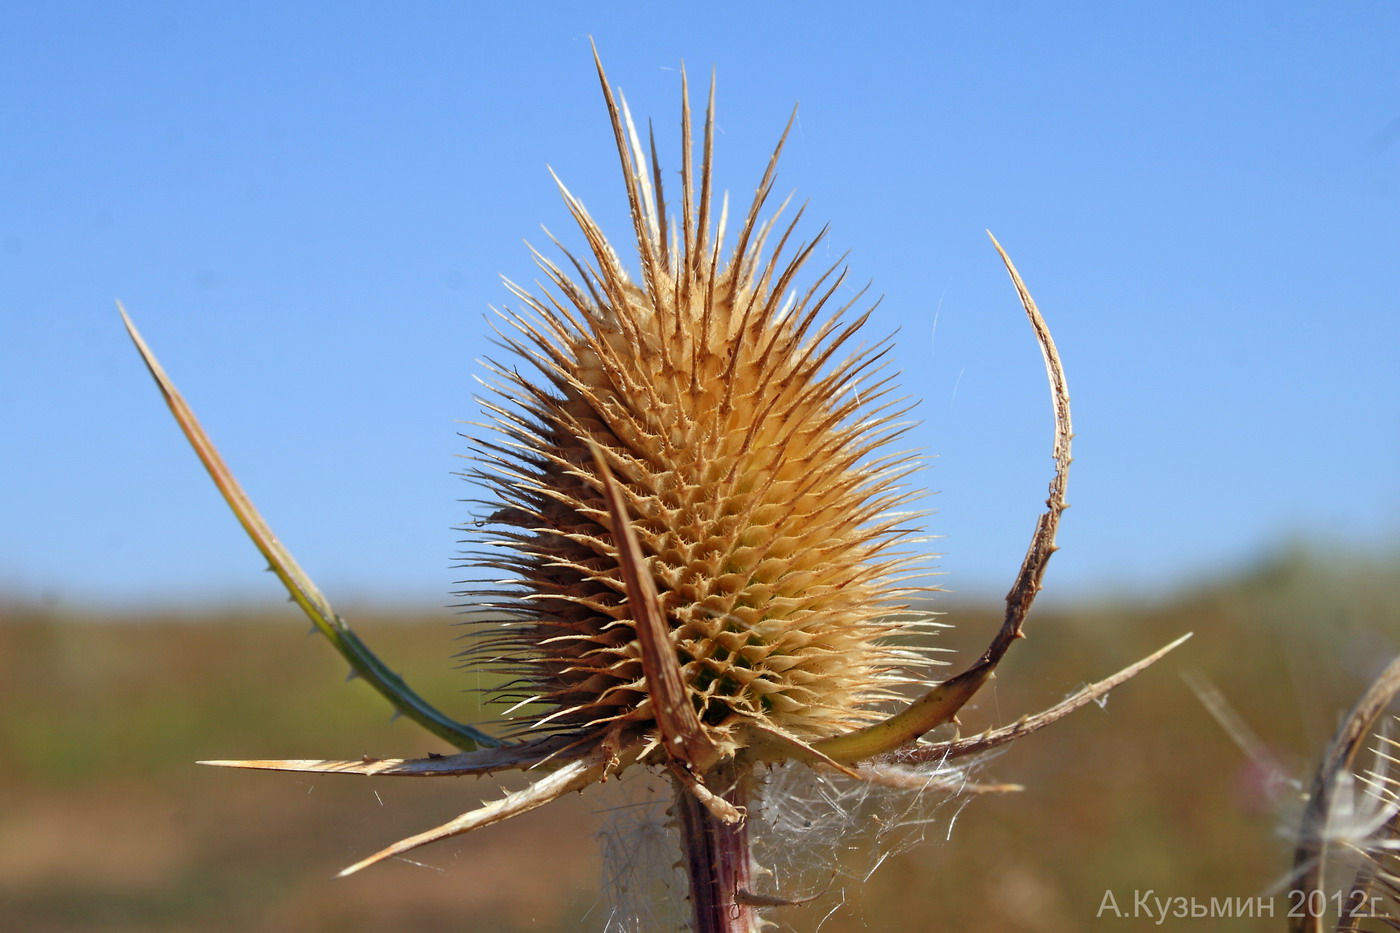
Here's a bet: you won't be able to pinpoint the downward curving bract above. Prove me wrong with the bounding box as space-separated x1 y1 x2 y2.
123 42 1188 926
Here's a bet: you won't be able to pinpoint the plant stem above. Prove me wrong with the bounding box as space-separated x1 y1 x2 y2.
676 761 759 933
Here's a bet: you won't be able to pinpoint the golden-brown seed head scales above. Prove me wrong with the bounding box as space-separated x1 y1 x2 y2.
462 69 937 758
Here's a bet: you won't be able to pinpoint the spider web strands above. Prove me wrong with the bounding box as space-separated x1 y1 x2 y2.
117 304 501 752
593 773 690 933
851 762 1022 794
744 758 977 922
1292 654 1400 933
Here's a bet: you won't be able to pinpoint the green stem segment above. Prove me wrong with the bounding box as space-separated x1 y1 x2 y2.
675 762 760 933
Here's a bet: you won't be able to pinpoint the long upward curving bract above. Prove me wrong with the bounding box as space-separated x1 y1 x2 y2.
813 232 1074 763
118 304 501 752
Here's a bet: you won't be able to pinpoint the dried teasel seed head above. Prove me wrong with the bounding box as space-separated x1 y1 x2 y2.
461 62 939 765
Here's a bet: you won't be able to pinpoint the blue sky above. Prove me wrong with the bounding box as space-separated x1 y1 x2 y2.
3 2 1398 610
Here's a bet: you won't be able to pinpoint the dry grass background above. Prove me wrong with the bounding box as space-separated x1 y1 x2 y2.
4 544 1397 932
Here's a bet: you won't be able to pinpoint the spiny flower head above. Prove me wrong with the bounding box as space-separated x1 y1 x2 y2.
465 64 938 761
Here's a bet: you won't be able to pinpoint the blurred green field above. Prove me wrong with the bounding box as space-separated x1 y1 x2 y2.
3 545 1398 932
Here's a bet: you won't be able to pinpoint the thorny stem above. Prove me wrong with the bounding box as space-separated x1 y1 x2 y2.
676 761 760 933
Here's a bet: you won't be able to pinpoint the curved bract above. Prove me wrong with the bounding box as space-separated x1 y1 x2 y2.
119 304 501 753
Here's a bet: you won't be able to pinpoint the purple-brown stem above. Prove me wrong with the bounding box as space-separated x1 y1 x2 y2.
675 762 759 933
